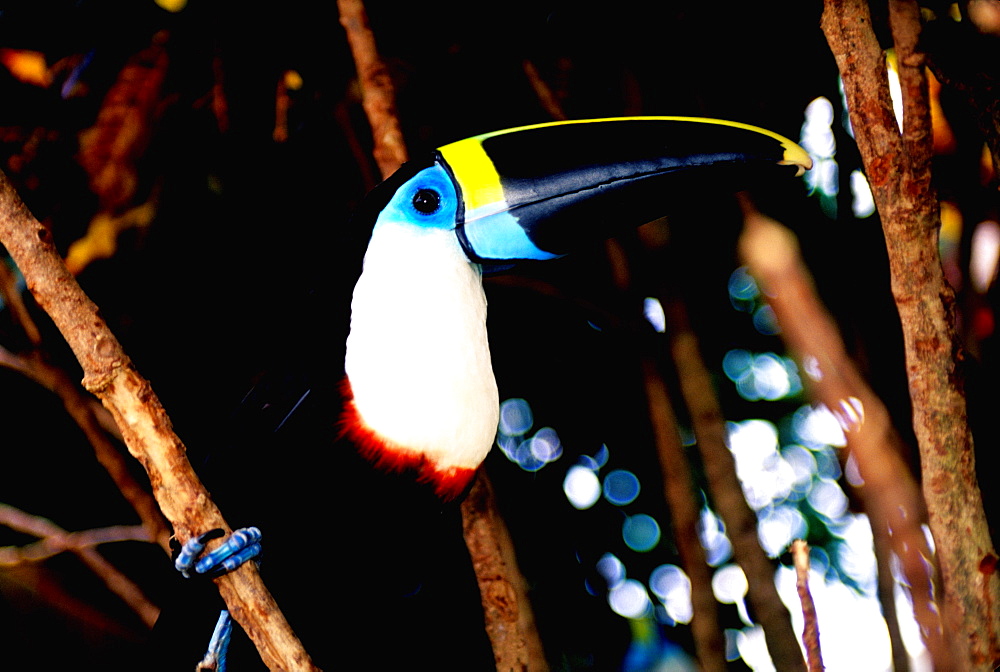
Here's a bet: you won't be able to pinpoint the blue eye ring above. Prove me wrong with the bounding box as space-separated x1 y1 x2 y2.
412 188 441 214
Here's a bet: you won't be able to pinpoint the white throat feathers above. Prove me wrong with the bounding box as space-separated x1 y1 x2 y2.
344 221 500 476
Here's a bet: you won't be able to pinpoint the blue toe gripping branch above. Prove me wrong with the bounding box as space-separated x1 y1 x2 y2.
175 527 262 578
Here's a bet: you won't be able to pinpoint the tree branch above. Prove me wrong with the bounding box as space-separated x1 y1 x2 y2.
790 540 823 672
821 1 1000 667
0 502 158 627
666 304 806 672
0 170 318 671
640 358 729 672
337 0 408 179
739 203 952 667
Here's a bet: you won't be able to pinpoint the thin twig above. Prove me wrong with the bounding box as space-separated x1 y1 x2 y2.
0 257 42 346
604 235 728 671
0 344 172 553
522 60 568 122
0 502 158 626
791 540 824 672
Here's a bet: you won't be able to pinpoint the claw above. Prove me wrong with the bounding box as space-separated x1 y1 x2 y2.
175 527 262 579
175 528 226 578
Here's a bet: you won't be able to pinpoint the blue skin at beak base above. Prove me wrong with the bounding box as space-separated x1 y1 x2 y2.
377 162 560 263
461 209 563 263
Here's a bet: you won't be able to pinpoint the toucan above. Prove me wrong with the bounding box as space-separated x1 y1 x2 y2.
159 116 810 671
341 116 810 499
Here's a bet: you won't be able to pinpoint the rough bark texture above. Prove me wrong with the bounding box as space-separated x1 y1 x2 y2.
337 5 544 669
740 207 952 667
640 359 729 672
0 170 318 672
337 0 409 179
668 312 806 672
461 472 531 672
821 1 1000 667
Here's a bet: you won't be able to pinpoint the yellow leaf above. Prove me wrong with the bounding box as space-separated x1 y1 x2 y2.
0 49 52 87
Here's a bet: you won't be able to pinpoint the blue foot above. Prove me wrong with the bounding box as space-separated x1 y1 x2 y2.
175 527 262 579
196 609 234 672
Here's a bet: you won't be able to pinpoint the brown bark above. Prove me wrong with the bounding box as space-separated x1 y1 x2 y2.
640 359 728 672
336 5 545 669
821 1 1000 667
0 170 318 672
739 205 952 668
667 308 806 672
791 541 824 672
461 472 536 672
337 0 408 179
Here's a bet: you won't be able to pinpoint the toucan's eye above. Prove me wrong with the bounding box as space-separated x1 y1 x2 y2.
412 188 441 215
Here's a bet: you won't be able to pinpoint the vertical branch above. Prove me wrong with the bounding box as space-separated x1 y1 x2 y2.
791 541 824 672
821 1 1000 667
667 307 806 672
336 5 545 670
0 171 318 672
640 359 728 672
461 473 533 672
337 0 408 178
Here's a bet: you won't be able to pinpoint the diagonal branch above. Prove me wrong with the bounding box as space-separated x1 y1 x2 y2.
739 203 952 667
0 170 318 672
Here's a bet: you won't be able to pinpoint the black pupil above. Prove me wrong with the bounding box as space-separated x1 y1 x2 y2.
412 188 441 214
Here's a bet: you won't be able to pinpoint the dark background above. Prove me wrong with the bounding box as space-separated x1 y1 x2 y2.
0 1 994 669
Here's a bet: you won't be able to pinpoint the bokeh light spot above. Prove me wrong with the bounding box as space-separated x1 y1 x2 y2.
757 505 808 557
623 514 661 552
530 427 562 463
752 305 780 335
851 169 875 218
603 469 640 505
643 297 666 333
808 477 849 520
498 398 533 436
699 506 733 566
728 267 760 311
712 564 749 604
608 579 652 619
649 564 693 624
971 220 1000 292
792 404 847 448
596 552 626 589
564 465 601 510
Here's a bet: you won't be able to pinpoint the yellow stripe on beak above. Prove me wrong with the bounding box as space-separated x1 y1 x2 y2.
438 137 505 213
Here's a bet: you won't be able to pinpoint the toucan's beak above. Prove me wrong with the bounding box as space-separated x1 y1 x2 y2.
436 117 811 264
